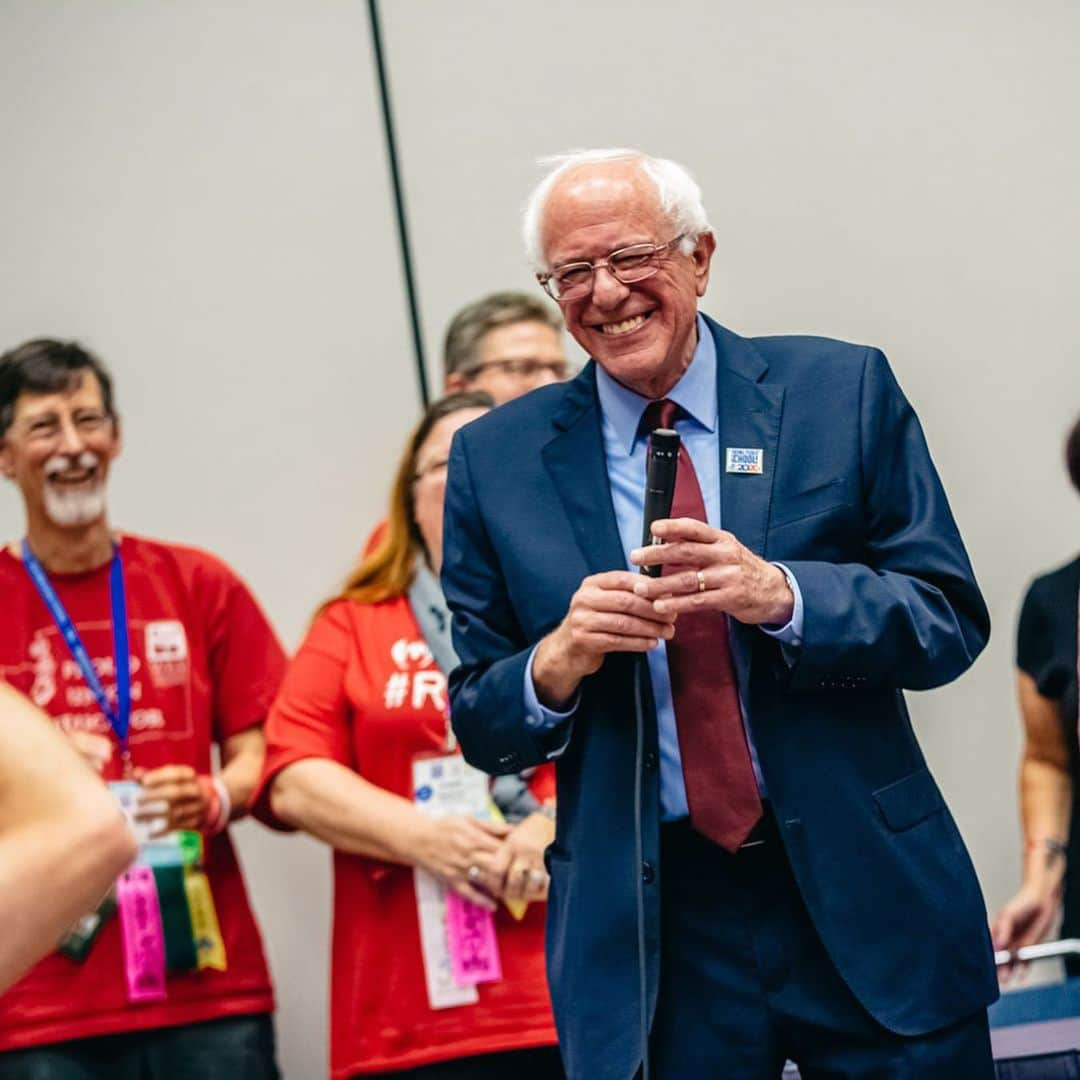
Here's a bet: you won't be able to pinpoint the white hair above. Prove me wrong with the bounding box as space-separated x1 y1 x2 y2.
522 148 712 271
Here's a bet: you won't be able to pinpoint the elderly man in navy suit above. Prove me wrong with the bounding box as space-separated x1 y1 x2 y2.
442 148 997 1079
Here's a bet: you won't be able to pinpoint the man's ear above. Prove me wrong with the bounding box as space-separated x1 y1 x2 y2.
693 230 717 299
443 371 468 394
110 416 123 461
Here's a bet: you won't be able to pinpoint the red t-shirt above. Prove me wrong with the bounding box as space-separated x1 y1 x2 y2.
253 597 558 1078
0 534 285 1050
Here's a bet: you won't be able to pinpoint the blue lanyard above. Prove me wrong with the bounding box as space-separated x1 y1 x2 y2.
21 539 131 753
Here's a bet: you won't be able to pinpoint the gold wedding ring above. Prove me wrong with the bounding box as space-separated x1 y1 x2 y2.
697 570 707 593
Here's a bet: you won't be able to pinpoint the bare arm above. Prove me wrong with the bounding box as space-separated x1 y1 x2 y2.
1016 671 1071 892
219 726 266 823
991 670 1072 961
0 684 136 993
270 757 509 909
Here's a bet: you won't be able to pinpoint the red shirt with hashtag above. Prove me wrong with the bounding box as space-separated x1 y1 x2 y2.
252 597 557 1078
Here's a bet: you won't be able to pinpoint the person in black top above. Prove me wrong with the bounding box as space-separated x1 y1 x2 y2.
993 414 1080 975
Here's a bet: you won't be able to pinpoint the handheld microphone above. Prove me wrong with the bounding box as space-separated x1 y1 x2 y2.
640 428 680 578
634 426 679 1080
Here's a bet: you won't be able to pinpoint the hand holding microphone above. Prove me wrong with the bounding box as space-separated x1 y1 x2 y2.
530 427 681 710
630 423 794 626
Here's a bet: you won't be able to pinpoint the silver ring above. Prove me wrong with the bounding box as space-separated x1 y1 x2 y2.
528 869 547 887
467 865 481 884
696 570 707 593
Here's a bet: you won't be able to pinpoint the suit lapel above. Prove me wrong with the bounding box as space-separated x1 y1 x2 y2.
542 364 627 576
708 317 784 558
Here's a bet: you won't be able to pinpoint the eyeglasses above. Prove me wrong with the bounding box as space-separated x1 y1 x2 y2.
460 358 568 381
537 234 686 301
18 411 111 445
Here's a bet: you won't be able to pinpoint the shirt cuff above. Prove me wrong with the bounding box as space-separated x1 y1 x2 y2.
523 644 578 759
759 562 804 651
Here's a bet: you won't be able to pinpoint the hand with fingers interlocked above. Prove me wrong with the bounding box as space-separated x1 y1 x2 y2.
411 814 513 912
629 518 794 627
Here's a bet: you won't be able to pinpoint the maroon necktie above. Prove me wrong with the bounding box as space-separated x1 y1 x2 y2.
642 399 762 852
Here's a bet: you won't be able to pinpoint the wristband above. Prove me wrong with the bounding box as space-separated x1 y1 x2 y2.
196 774 231 836
212 775 231 833
1025 836 1068 867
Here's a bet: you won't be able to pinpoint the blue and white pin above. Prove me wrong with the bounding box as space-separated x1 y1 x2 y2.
725 447 764 475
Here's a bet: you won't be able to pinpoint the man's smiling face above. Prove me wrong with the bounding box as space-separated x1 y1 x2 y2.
0 371 120 530
540 162 715 399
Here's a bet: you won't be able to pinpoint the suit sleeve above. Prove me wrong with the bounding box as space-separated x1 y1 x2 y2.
781 348 990 691
442 431 566 775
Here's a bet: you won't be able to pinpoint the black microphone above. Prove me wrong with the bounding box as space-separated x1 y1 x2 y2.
640 428 680 577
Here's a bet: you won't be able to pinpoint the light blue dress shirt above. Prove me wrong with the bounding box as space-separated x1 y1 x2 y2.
524 315 804 819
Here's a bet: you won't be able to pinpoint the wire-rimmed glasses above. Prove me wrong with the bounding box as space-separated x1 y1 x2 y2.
537 234 685 301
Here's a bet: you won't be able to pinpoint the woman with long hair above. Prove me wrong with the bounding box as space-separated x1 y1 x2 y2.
253 393 562 1079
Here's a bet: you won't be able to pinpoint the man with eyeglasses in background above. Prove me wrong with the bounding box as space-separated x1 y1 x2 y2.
0 338 284 1079
443 291 568 404
358 290 567 562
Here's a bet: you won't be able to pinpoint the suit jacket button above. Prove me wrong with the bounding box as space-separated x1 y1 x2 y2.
643 750 658 771
641 861 656 884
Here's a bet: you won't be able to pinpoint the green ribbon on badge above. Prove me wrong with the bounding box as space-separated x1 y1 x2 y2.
152 864 198 972
146 832 203 972
176 830 203 867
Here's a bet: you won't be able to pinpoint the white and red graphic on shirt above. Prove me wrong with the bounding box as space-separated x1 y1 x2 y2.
3 620 193 744
383 637 446 713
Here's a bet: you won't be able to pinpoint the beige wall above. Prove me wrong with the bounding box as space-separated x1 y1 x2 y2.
1 1 1078 1075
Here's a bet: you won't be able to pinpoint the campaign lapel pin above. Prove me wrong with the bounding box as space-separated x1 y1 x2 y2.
725 448 764 475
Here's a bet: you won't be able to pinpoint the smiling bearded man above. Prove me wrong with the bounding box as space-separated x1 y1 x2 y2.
0 339 286 1080
440 149 997 1080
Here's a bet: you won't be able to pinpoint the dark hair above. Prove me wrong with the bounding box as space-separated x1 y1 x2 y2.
0 339 116 437
1067 414 1080 495
443 291 563 377
326 390 494 608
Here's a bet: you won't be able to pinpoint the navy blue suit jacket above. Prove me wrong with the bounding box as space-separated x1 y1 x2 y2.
442 316 997 1080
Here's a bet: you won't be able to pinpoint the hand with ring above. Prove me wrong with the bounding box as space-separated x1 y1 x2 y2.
412 814 511 911
630 518 794 626
488 810 555 904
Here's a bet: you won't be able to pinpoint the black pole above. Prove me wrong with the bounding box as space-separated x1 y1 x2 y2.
367 0 430 407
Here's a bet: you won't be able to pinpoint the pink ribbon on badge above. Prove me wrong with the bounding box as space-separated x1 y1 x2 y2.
117 866 167 1003
445 891 502 986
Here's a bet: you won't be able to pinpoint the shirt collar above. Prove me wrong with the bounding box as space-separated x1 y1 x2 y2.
595 313 718 456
